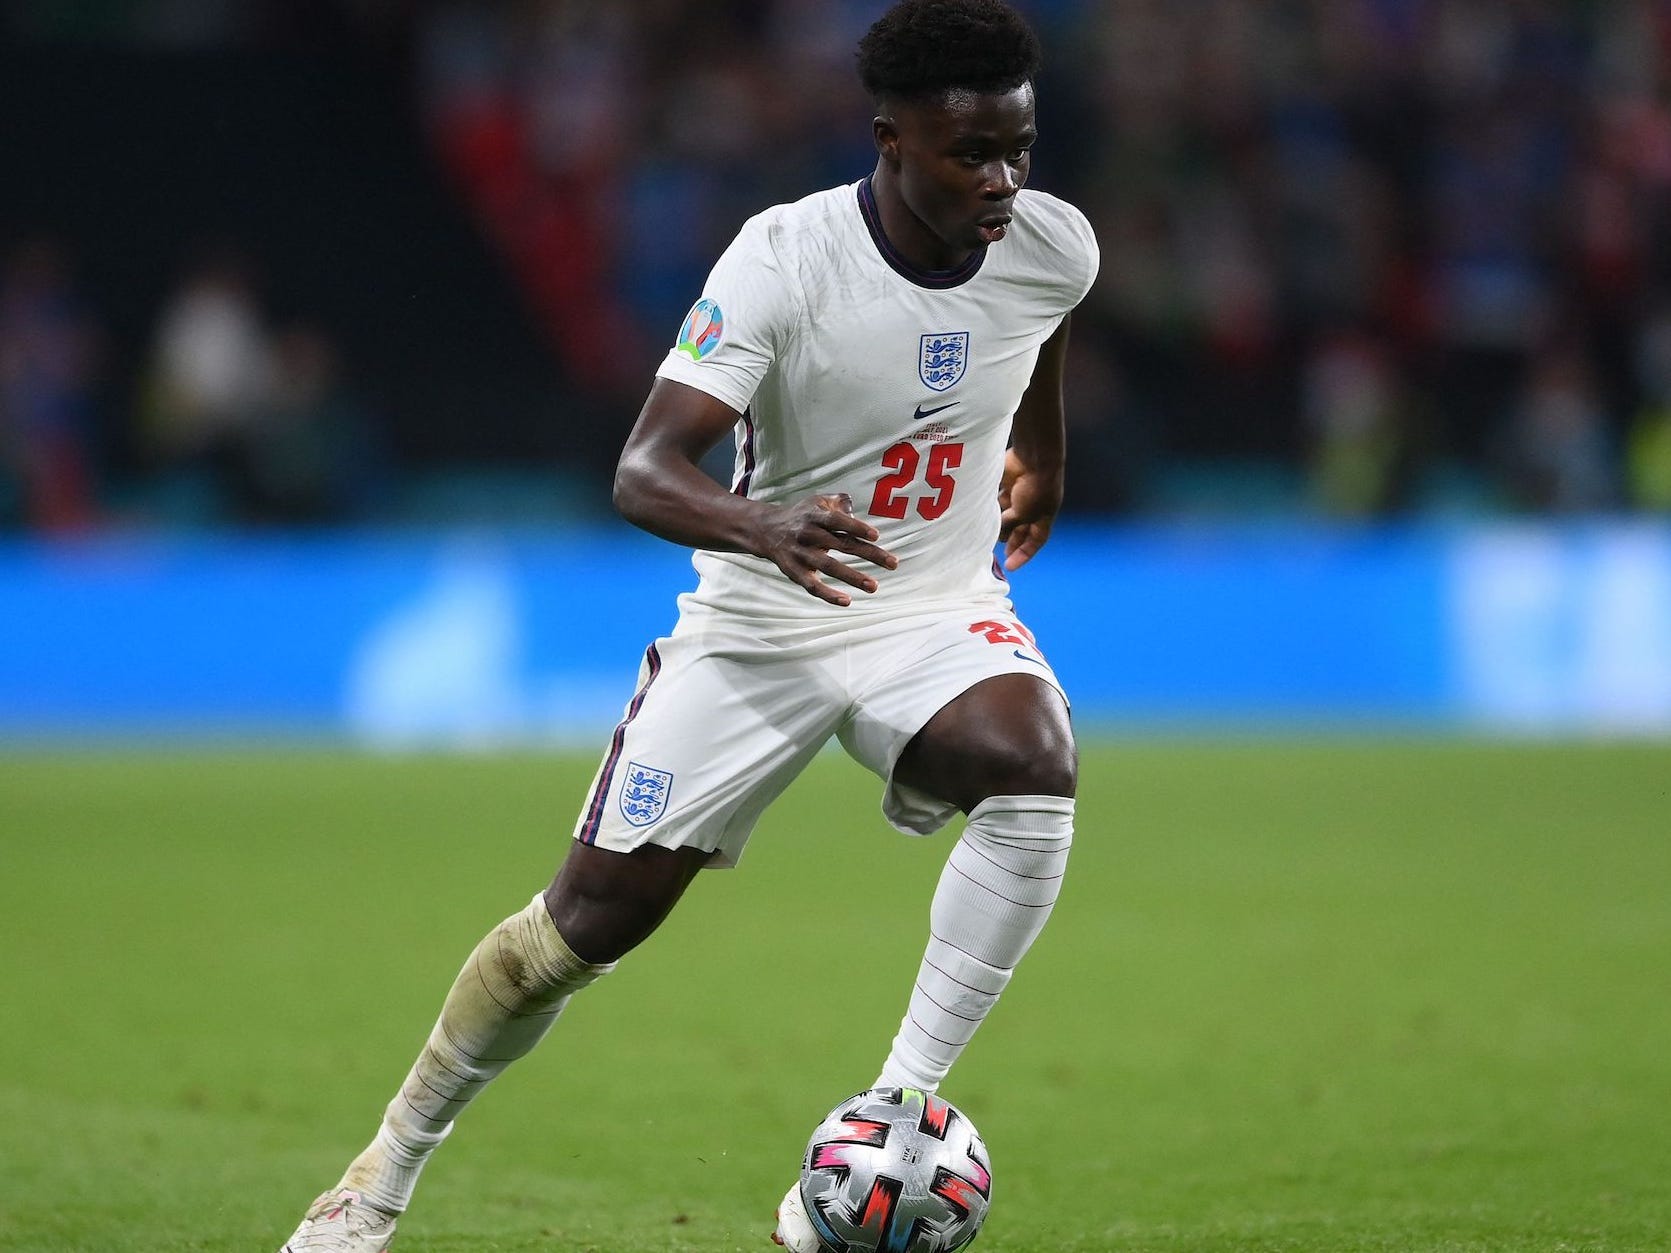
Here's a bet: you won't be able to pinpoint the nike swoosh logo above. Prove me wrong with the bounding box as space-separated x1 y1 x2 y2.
913 400 959 421
1013 650 1046 666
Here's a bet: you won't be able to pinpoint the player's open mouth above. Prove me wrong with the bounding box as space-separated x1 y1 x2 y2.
976 217 1011 243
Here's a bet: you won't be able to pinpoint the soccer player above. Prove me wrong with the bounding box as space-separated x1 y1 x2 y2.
278 1 1097 1248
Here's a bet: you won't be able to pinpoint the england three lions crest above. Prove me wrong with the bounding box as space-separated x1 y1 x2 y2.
920 331 969 392
620 761 673 827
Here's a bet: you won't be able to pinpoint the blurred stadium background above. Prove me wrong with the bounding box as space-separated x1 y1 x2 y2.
2 0 1670 742
5 8 1671 1251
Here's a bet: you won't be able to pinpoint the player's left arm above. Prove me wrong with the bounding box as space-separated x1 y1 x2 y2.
1000 314 1071 572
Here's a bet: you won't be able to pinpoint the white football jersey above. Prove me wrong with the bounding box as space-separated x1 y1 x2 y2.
655 178 1098 618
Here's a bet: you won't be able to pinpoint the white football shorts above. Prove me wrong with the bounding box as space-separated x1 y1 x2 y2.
571 599 1065 868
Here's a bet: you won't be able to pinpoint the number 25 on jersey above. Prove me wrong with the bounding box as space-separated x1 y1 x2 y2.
869 441 964 520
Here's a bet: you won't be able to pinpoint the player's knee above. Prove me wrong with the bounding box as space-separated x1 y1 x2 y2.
972 728 1077 801
921 734 1075 815
542 883 645 965
1017 750 1077 800
542 844 704 964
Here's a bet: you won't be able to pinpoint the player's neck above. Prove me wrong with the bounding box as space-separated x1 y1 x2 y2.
868 162 977 274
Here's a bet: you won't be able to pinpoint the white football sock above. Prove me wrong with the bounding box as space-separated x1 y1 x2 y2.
338 894 613 1213
875 794 1073 1092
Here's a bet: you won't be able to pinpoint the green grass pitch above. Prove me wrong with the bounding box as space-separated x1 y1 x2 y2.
1 741 1668 1252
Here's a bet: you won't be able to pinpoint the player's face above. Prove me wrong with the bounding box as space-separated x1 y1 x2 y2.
879 84 1036 264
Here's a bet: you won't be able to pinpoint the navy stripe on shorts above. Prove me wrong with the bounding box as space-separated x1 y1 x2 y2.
578 643 664 844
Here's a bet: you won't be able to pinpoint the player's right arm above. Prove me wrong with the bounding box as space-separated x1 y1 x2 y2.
614 378 897 607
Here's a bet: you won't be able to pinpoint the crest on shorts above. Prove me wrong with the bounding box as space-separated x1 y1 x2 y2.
620 761 673 827
919 331 969 391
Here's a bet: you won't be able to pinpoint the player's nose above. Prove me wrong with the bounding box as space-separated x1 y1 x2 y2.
980 161 1019 200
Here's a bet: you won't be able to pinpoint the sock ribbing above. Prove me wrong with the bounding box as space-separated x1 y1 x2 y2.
875 795 1073 1092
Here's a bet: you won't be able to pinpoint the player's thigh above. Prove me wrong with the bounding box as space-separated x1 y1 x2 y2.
574 628 843 869
838 608 1075 830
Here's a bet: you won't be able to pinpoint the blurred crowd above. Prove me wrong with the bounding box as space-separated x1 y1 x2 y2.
0 237 382 530
6 0 1671 530
410 0 1671 518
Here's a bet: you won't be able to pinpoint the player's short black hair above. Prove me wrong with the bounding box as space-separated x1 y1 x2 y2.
857 0 1042 105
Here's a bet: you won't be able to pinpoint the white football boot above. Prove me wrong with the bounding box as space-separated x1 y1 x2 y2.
280 1187 398 1252
772 1183 824 1252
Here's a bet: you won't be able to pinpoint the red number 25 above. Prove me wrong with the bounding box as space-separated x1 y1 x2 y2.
869 441 964 521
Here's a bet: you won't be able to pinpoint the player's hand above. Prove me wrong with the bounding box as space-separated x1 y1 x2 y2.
997 447 1062 572
755 493 898 607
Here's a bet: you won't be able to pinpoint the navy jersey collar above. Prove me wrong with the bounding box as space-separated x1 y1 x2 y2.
856 178 986 290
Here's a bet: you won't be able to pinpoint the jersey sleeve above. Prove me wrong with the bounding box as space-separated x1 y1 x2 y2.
654 214 801 415
1019 191 1100 318
1055 200 1100 312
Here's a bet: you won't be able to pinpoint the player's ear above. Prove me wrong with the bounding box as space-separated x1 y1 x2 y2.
873 112 900 161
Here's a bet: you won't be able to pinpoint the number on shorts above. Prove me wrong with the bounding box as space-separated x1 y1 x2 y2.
969 618 1038 648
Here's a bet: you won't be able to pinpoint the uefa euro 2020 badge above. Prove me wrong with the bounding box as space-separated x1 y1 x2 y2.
920 331 969 391
676 299 724 361
620 762 674 827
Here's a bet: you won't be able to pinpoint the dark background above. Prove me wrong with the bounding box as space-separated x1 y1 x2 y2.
4 0 1670 531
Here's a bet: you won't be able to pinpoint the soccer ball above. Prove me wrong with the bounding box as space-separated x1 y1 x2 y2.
792 1087 993 1253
